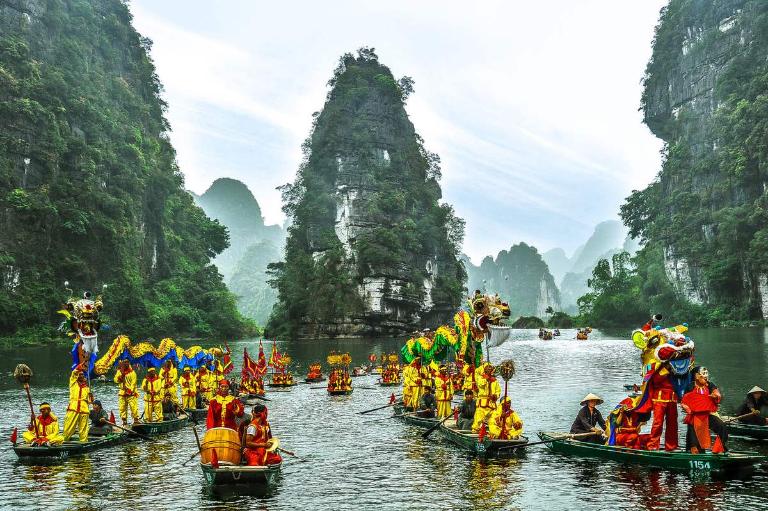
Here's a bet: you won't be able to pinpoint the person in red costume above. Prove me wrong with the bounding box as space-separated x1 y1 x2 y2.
243 404 283 466
206 380 244 430
612 396 649 449
682 366 728 454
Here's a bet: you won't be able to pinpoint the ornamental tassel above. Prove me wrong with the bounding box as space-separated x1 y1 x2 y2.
478 422 487 443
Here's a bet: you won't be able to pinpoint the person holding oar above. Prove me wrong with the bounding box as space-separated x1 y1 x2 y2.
88 400 113 436
735 386 768 425
141 367 164 423
22 402 63 446
114 360 140 426
570 393 606 443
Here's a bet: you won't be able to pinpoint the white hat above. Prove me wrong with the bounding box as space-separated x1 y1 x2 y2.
748 386 765 394
580 393 604 406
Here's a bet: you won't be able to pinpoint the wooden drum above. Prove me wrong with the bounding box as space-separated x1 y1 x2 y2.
201 427 242 465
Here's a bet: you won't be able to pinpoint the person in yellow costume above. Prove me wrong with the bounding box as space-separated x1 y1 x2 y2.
472 362 501 431
197 366 214 402
160 359 179 405
62 365 93 442
488 397 523 439
462 362 478 394
212 360 225 387
141 367 163 422
422 360 437 390
23 402 63 445
114 359 140 426
402 358 423 410
434 365 455 418
179 366 198 409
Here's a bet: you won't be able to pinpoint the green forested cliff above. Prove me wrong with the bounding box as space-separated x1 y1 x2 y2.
0 0 253 340
267 48 465 339
584 0 768 326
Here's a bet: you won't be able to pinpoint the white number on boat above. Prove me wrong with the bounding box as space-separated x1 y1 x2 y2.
689 460 711 471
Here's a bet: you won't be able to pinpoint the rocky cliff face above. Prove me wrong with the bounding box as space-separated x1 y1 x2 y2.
267 49 465 339
464 243 561 318
625 0 768 320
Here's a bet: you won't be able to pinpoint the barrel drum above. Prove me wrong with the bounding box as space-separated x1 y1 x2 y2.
201 427 242 465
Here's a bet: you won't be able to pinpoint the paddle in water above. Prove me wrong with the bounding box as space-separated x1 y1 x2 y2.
108 420 155 442
423 412 454 439
498 431 596 451
358 394 398 414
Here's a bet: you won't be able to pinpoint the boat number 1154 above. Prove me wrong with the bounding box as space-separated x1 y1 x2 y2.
689 460 711 471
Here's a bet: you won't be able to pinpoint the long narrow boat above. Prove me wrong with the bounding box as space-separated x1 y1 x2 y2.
305 377 326 383
328 389 353 396
722 417 768 440
538 431 766 474
184 408 208 423
201 462 281 487
440 418 528 455
377 380 400 387
266 382 297 388
13 432 131 461
132 416 188 436
393 402 440 429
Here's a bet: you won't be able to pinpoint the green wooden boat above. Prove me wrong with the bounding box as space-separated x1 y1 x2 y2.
538 431 766 474
201 462 281 487
13 432 130 461
723 417 768 440
393 402 440 429
267 382 297 388
328 389 353 396
132 416 188 436
440 418 528 455
184 408 208 423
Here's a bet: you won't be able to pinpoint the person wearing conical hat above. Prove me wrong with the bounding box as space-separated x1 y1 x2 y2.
141 367 163 423
735 385 768 426
23 402 63 445
472 362 501 432
570 393 606 443
434 365 454 418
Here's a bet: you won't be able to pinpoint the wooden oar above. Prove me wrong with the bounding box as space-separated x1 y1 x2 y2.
277 447 308 463
362 410 422 424
422 413 453 439
498 431 597 451
181 426 204 466
723 410 760 423
357 402 397 415
109 420 155 442
354 386 379 391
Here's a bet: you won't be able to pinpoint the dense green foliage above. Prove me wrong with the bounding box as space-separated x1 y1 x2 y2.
0 0 254 341
228 240 280 327
547 311 575 328
619 0 768 324
510 316 545 329
267 48 465 338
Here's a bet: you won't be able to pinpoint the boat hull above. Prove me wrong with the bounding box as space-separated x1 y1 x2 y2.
267 383 297 388
724 420 768 440
328 389 353 396
393 403 440 429
132 416 189 436
378 381 400 387
537 432 766 474
440 419 528 456
184 408 208 422
201 462 281 487
13 433 130 461
304 377 326 383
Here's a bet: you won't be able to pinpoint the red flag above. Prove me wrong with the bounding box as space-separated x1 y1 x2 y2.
10 427 17 444
211 448 219 469
109 411 116 424
478 422 487 443
389 393 396 404
242 348 257 379
268 339 281 368
256 341 267 376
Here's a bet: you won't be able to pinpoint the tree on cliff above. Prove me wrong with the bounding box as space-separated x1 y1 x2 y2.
267 48 465 339
0 0 254 340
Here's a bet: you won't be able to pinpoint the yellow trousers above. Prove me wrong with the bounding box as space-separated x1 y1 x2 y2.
472 405 496 432
22 430 63 445
164 386 179 405
405 386 422 409
118 395 139 423
144 401 163 422
62 412 90 442
182 395 196 409
437 400 453 418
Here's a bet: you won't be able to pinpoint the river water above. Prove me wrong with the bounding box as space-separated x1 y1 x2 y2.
1 328 768 510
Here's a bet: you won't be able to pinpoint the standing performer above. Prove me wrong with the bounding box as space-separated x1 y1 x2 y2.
197 366 214 402
141 367 163 423
462 362 478 394
472 362 500 431
435 365 454 418
114 359 140 426
681 366 727 453
243 404 282 466
402 358 423 410
206 380 244 430
62 365 92 442
179 366 198 410
23 403 63 445
160 359 179 405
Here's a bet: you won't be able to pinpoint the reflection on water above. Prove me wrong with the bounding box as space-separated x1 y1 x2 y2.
1 328 768 510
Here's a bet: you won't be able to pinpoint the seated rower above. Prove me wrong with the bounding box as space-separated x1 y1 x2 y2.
243 404 282 466
417 386 437 418
456 390 476 430
570 393 606 443
88 400 113 436
735 386 768 425
488 397 523 439
161 393 179 421
23 402 63 445
682 366 727 453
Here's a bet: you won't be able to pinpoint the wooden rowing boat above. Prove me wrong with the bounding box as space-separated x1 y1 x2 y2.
201 462 281 487
393 402 440 429
328 389 353 396
266 382 297 388
723 417 768 440
537 431 766 474
184 408 208 422
132 416 189 436
304 377 326 383
13 432 130 461
377 380 400 387
440 418 528 455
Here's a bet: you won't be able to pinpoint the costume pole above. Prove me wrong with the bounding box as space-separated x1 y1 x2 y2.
14 364 39 440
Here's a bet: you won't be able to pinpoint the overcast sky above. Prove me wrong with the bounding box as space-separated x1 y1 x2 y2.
130 0 667 263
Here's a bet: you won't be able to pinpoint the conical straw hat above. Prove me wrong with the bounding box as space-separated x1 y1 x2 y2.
748 386 765 394
580 393 604 406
